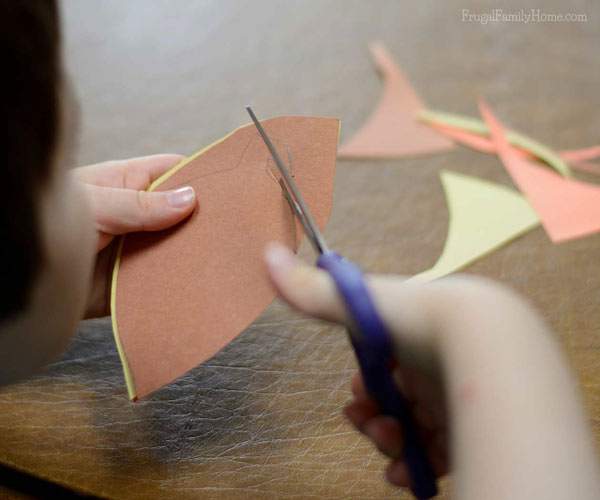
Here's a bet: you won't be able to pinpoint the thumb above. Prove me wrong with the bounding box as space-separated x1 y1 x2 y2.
264 242 444 360
86 184 197 247
265 242 349 323
264 242 535 375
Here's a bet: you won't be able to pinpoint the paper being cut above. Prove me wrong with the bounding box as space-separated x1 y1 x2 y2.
411 170 539 282
480 101 600 243
337 42 453 159
111 116 340 399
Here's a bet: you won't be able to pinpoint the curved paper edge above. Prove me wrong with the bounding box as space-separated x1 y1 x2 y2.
479 100 600 242
418 109 572 177
109 131 237 400
410 170 540 282
561 146 600 163
425 122 497 154
566 161 600 175
109 237 137 400
110 117 339 400
425 121 600 176
338 42 453 159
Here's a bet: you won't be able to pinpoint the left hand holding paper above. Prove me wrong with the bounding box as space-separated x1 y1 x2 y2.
73 154 196 318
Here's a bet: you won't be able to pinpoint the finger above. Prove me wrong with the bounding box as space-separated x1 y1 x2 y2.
430 432 450 476
264 242 435 349
385 430 448 480
84 241 117 318
351 372 368 398
363 416 404 459
397 364 447 426
264 242 348 323
343 397 379 431
74 154 185 190
86 184 196 248
264 241 523 366
385 460 410 487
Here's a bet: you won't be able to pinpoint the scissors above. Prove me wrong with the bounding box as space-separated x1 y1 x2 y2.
246 107 438 499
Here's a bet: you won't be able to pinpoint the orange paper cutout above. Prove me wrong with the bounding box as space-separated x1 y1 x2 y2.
337 42 453 159
427 122 600 175
560 146 600 175
561 146 600 163
112 116 339 399
566 161 600 176
480 101 600 243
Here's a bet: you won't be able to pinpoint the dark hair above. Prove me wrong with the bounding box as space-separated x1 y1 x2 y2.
0 1 61 320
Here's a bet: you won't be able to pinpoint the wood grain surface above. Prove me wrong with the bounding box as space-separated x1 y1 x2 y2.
0 1 599 498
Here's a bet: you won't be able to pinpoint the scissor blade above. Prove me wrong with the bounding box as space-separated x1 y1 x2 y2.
246 106 329 254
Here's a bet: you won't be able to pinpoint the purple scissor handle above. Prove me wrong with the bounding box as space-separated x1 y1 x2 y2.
317 251 437 499
247 107 438 499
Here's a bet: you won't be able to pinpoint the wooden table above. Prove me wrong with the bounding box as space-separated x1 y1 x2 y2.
1 1 599 498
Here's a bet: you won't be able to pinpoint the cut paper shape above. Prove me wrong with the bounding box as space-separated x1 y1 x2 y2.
337 42 453 159
566 161 600 176
418 109 572 177
561 146 600 163
411 171 539 282
559 147 600 176
423 117 600 176
480 101 600 243
111 116 340 399
425 121 499 155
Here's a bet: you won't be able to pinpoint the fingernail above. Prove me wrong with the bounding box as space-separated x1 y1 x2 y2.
265 243 297 274
167 186 195 208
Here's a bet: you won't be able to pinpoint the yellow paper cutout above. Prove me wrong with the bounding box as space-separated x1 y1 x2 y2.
411 170 540 282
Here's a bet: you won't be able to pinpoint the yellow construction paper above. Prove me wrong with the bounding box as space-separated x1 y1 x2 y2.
411 170 540 282
418 109 572 178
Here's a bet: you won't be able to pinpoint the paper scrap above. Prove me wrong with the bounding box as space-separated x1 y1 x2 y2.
411 170 539 282
561 146 600 163
566 161 600 176
560 147 600 175
480 101 600 243
418 109 572 177
337 42 453 159
425 122 498 155
111 116 340 400
424 118 600 176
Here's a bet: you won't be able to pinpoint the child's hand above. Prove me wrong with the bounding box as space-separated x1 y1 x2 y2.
345 370 447 486
74 154 196 318
264 243 600 499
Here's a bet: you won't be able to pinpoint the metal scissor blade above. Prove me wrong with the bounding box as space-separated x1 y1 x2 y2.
278 178 317 244
246 106 329 255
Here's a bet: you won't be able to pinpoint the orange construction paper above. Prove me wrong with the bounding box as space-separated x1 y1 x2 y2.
111 116 340 399
426 121 600 175
337 42 453 159
560 147 600 175
480 101 600 243
561 146 600 163
427 122 497 154
566 161 600 176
